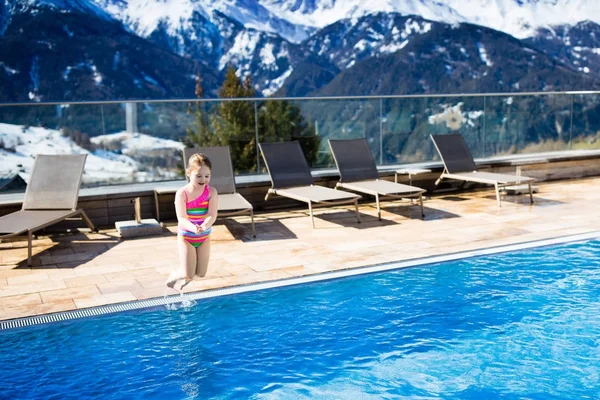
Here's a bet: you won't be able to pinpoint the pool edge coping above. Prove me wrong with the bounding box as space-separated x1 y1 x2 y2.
3 230 600 331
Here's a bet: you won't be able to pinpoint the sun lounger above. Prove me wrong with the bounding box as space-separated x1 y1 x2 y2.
431 134 535 207
0 154 95 265
259 141 361 228
328 138 426 219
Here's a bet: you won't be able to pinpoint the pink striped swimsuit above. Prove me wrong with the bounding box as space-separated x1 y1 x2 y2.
179 185 211 247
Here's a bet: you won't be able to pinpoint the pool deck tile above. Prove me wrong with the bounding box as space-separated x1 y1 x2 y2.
2 176 600 321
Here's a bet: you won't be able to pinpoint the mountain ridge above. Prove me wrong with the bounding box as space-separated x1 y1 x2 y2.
1 0 600 101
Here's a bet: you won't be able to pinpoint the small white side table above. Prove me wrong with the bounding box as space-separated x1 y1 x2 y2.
395 168 432 186
503 165 540 195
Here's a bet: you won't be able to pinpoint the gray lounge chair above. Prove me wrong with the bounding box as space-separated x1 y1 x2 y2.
0 154 95 265
431 134 535 207
259 141 361 228
328 138 426 220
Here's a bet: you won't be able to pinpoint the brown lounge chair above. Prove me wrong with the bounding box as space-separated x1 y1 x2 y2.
183 146 255 237
0 154 95 265
328 138 426 220
259 141 361 228
431 134 535 207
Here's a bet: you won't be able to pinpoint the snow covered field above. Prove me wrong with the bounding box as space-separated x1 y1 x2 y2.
0 123 185 186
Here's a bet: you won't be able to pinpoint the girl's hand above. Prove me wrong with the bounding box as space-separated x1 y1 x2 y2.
196 224 205 233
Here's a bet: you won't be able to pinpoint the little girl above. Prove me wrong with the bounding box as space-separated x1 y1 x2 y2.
166 153 218 291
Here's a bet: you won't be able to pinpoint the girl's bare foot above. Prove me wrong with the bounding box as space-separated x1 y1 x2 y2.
176 277 193 292
165 274 179 289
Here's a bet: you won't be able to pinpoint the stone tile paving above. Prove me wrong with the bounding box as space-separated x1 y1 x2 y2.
1 177 600 321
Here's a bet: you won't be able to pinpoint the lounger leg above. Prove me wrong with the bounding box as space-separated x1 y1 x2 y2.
434 177 442 186
154 191 161 222
419 193 424 219
495 182 501 208
250 209 256 238
308 202 315 229
80 210 96 232
375 193 381 220
27 230 32 266
354 200 361 224
528 183 534 204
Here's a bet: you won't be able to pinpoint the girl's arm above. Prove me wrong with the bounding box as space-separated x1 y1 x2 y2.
174 188 198 232
200 187 219 231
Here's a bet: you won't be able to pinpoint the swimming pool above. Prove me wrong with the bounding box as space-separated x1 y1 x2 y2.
1 235 600 399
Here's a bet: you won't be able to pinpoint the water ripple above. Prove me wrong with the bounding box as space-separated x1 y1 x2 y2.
1 240 600 398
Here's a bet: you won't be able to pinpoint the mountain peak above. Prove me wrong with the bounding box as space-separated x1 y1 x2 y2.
258 0 600 39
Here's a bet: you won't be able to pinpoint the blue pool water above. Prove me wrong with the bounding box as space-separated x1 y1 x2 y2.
2 240 600 399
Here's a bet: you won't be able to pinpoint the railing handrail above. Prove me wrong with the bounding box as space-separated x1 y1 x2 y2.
0 90 598 107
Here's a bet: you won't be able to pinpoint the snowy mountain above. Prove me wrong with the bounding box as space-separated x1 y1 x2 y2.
310 18 597 96
259 0 600 41
304 14 434 70
0 0 220 102
91 0 600 44
86 0 600 96
525 20 600 79
2 0 112 28
1 0 600 100
94 0 315 43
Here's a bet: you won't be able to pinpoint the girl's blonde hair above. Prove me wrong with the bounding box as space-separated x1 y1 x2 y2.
187 153 212 176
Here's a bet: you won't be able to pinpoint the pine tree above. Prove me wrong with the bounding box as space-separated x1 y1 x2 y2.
185 73 214 147
211 66 257 172
186 65 320 172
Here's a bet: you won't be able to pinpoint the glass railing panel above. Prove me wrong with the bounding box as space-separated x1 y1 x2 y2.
0 102 129 187
133 100 192 181
183 99 258 175
255 98 322 170
2 92 599 191
483 94 572 157
297 98 381 168
0 103 61 132
61 103 126 138
571 93 600 150
0 103 62 190
382 96 485 165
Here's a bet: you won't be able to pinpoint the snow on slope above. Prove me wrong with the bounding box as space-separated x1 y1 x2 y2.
260 0 462 32
0 123 136 184
0 124 181 185
94 0 313 42
90 131 184 154
446 0 600 39
258 0 600 39
90 0 600 45
11 0 113 20
95 0 202 37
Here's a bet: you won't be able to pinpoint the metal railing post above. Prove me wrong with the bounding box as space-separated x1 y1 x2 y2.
482 95 487 157
569 94 574 150
100 104 106 136
254 100 260 173
379 98 383 165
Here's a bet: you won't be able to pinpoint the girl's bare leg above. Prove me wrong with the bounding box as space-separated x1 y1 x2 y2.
195 237 211 278
166 236 197 289
178 237 211 291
